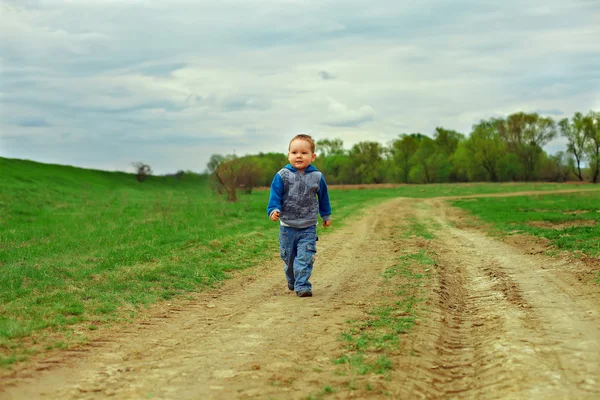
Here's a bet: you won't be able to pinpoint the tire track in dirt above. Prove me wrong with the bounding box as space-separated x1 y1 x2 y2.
394 199 600 399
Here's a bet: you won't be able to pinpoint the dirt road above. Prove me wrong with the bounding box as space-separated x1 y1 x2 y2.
1 194 599 399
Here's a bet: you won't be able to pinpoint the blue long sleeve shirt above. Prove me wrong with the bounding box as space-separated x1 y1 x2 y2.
267 164 332 228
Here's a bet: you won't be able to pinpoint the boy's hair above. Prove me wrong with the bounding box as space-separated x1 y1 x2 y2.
289 134 316 153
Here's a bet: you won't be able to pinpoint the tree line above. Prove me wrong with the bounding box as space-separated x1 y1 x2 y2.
206 110 599 201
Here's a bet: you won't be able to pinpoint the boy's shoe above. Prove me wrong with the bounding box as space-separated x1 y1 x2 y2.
296 290 312 298
287 282 294 291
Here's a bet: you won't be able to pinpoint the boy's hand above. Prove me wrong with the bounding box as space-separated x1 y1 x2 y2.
270 211 281 221
323 219 332 228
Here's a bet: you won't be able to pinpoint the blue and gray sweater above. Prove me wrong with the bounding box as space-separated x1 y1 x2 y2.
267 164 332 228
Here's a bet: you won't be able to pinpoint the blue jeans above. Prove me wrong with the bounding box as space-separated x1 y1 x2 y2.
279 225 317 292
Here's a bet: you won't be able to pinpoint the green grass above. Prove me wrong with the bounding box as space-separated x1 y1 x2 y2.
334 250 434 381
331 181 595 199
0 158 280 364
320 248 435 397
403 217 436 239
2 157 598 366
324 181 598 232
450 191 600 258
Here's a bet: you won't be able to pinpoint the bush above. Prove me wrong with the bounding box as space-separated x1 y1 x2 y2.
132 162 152 182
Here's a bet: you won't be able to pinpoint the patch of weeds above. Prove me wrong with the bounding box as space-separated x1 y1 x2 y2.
376 355 393 374
402 218 436 239
340 332 353 343
334 353 370 375
545 249 559 257
0 353 29 368
333 250 435 383
306 387 337 400
322 385 336 394
383 250 434 280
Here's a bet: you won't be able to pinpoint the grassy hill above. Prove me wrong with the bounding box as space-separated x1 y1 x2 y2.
0 158 279 366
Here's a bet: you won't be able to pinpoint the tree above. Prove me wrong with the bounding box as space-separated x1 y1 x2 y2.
433 127 465 182
246 152 288 187
213 156 242 201
317 138 346 157
237 160 261 194
539 151 573 182
466 120 506 182
434 127 463 156
206 154 225 174
314 153 351 184
410 136 436 183
496 113 557 181
132 162 152 182
349 141 385 183
497 152 523 181
583 111 600 183
559 113 587 181
391 134 422 183
206 154 262 201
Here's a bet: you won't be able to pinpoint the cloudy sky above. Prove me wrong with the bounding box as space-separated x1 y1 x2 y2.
1 0 599 174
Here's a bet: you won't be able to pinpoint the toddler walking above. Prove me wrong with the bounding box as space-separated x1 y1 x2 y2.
267 134 332 297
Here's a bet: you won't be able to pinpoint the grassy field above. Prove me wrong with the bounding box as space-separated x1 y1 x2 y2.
451 192 600 258
0 158 281 366
1 157 599 367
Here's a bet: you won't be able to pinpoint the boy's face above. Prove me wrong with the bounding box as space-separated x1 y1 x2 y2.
288 139 316 172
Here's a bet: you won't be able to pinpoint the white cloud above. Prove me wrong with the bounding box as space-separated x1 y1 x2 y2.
1 0 599 173
324 99 375 127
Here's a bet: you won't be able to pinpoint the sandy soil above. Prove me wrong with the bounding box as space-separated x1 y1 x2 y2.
1 192 599 399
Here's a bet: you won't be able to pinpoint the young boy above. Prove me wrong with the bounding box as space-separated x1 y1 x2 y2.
267 134 332 297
